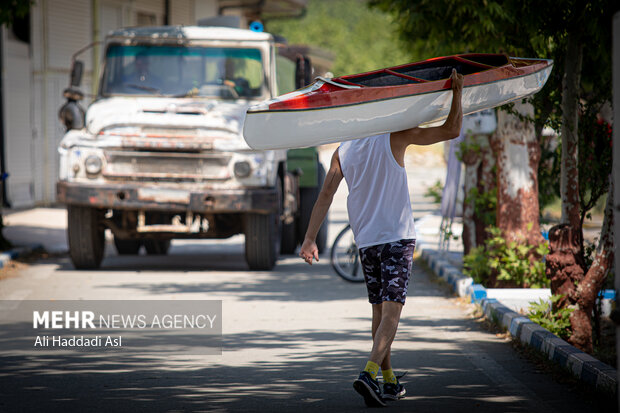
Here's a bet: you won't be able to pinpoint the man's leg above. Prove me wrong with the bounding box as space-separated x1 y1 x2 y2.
356 240 414 405
369 301 403 367
371 303 392 371
354 247 388 407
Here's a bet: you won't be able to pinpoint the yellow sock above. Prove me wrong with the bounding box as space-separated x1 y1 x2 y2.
364 361 380 380
382 368 397 384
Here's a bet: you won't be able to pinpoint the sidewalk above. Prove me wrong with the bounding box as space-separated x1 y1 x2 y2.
413 212 617 393
3 207 68 253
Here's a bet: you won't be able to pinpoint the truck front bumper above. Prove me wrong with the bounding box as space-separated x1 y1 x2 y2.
57 181 278 214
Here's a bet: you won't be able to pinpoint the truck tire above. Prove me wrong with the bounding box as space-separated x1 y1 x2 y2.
245 180 281 270
144 239 171 255
114 238 141 255
299 163 329 253
67 205 105 269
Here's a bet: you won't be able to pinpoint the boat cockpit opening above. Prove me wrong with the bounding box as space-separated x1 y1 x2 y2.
340 54 510 87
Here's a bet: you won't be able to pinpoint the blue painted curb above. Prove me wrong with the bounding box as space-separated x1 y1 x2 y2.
417 241 618 393
0 244 44 269
481 298 617 393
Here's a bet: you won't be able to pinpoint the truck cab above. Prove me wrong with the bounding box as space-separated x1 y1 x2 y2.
57 25 325 270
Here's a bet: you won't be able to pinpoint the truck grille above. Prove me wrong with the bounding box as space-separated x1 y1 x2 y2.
103 151 231 181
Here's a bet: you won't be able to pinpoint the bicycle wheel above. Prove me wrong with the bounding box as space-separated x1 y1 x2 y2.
330 224 365 283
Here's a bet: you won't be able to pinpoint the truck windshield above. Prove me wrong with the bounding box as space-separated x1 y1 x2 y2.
100 45 265 99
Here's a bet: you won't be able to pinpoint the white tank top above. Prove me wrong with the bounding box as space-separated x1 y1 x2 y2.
338 133 416 249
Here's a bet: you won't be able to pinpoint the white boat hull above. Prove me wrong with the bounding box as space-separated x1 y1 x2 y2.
243 66 552 150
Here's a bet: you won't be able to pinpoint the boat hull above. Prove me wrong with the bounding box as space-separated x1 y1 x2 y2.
244 61 552 150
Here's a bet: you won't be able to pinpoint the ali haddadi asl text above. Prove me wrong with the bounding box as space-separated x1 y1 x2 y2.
34 335 122 348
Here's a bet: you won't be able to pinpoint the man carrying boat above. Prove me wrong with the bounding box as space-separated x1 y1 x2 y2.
300 69 464 407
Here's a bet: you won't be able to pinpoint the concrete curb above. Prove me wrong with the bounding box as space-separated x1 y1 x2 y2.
0 244 44 269
419 246 473 298
481 298 617 393
418 241 618 393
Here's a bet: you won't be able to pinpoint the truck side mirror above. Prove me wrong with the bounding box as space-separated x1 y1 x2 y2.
59 88 85 130
295 55 312 89
70 60 84 87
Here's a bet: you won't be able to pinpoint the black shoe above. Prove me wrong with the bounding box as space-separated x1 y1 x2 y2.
383 372 407 400
353 371 386 407
383 382 406 400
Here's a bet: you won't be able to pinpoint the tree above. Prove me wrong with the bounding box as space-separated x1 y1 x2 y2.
459 132 496 254
370 0 546 262
266 0 410 76
370 0 618 351
0 0 30 26
490 102 544 247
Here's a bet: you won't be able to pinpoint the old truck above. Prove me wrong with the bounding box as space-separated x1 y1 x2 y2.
57 24 327 271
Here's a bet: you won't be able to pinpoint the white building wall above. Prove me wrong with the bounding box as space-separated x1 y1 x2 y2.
2 28 34 207
195 0 219 22
29 2 47 204
134 0 165 25
170 0 194 25
30 0 93 204
47 0 93 72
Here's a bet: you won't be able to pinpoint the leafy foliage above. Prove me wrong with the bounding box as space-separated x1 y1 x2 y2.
528 295 574 340
463 227 550 288
266 0 411 76
424 179 443 205
578 115 612 225
537 134 561 212
0 0 31 26
369 0 618 221
466 186 497 229
369 0 516 57
455 139 497 228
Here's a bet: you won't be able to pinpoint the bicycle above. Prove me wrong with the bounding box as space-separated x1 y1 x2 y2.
330 224 365 283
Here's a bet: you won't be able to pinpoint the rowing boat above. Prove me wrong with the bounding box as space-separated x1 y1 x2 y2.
243 53 553 150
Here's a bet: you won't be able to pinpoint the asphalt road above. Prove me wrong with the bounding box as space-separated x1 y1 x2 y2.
0 164 614 412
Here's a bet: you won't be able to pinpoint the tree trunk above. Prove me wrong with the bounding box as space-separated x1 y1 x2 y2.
461 134 496 255
461 138 479 255
545 224 586 309
476 134 496 247
490 102 544 247
568 178 614 352
546 31 586 329
560 31 584 241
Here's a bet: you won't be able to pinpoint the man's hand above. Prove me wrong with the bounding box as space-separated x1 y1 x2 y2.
300 238 319 265
450 68 464 92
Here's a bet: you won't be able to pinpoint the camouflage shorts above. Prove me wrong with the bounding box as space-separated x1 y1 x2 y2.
359 239 416 305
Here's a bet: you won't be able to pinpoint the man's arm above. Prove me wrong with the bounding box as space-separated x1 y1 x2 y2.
299 149 344 265
392 69 464 147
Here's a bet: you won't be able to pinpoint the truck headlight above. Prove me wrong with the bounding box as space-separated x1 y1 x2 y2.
233 161 252 178
84 155 103 175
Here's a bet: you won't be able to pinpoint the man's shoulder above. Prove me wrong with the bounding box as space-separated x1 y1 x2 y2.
345 133 390 147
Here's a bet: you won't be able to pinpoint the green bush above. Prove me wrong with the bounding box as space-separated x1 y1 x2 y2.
424 179 443 205
528 295 574 340
467 186 497 228
463 226 550 288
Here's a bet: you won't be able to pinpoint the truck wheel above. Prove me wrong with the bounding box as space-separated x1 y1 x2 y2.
245 180 281 270
114 238 141 255
67 205 105 269
144 239 171 255
299 163 329 253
